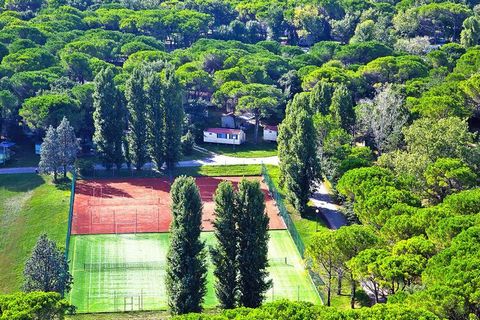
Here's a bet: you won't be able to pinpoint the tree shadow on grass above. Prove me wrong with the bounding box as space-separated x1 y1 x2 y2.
54 176 72 191
0 173 44 192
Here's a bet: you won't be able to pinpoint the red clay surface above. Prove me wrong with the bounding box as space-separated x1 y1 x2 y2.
72 176 286 235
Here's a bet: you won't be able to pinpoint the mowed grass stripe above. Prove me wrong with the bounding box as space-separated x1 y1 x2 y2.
0 174 70 293
68 231 320 313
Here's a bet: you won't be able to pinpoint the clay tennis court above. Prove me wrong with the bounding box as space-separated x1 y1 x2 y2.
72 176 285 235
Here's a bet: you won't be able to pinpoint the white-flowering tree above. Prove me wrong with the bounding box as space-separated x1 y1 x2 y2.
39 125 62 181
356 84 409 154
56 117 79 177
39 117 78 181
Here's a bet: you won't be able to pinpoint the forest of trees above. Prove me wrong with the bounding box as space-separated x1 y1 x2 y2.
0 0 479 318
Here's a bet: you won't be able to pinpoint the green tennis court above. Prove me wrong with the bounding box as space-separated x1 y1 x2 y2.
68 230 320 313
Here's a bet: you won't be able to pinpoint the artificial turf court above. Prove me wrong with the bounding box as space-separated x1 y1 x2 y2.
72 176 285 234
68 230 321 313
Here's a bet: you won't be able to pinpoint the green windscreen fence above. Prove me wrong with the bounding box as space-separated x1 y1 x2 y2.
262 164 305 257
65 171 76 259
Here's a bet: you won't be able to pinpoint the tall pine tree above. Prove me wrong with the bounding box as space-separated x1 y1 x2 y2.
210 181 238 309
163 67 184 169
126 67 148 170
310 80 334 115
278 94 320 215
145 69 165 170
93 67 124 170
330 84 355 133
166 176 207 314
236 179 271 308
23 234 72 295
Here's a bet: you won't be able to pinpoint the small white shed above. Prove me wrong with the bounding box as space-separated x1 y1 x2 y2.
203 128 246 145
263 125 278 142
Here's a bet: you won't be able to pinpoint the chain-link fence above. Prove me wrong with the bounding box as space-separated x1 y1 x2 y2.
261 164 305 257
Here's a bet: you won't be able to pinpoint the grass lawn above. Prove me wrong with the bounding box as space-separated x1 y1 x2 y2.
68 230 320 313
201 140 277 158
0 174 70 293
1 140 39 168
172 164 264 177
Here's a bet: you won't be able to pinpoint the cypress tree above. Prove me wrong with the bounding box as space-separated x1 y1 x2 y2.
163 67 184 169
278 94 320 216
166 176 207 314
126 67 148 170
236 179 271 308
210 181 238 309
310 80 334 115
330 84 355 133
145 69 165 170
93 67 124 169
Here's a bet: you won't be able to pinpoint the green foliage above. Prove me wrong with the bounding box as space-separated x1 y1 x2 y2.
125 67 148 170
0 291 69 320
210 181 237 309
278 94 320 216
236 179 271 308
92 67 124 169
167 176 207 315
23 234 72 294
20 93 80 130
424 158 477 204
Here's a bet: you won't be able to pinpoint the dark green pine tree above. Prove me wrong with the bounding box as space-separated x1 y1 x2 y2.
23 234 72 295
310 80 334 115
210 181 238 309
166 176 207 315
236 179 271 308
93 67 124 169
145 69 165 170
126 67 148 170
163 67 184 169
330 84 355 133
278 94 320 216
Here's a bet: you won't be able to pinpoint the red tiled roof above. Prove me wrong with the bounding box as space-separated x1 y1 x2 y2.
264 125 278 131
204 128 243 134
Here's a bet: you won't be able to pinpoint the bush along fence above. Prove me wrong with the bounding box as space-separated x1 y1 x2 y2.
261 164 305 256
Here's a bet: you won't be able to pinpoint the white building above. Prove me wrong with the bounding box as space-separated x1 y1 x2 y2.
263 125 278 142
203 128 246 145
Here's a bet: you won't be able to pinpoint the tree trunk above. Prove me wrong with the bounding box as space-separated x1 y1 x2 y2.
327 272 332 306
254 116 259 144
350 277 356 309
337 270 343 295
373 282 379 303
63 165 67 177
53 170 57 182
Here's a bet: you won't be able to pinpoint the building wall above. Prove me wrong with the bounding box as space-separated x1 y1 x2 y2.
263 129 277 141
203 131 245 145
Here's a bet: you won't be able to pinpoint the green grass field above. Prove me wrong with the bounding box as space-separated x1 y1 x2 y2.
68 230 320 313
0 174 70 293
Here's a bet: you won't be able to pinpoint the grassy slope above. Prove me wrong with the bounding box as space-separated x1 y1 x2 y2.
0 174 70 292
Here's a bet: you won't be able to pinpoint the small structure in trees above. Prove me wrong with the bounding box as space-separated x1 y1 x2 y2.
203 128 246 145
263 125 278 142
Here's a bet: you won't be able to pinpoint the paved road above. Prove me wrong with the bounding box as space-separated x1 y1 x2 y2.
0 167 37 174
310 182 347 230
